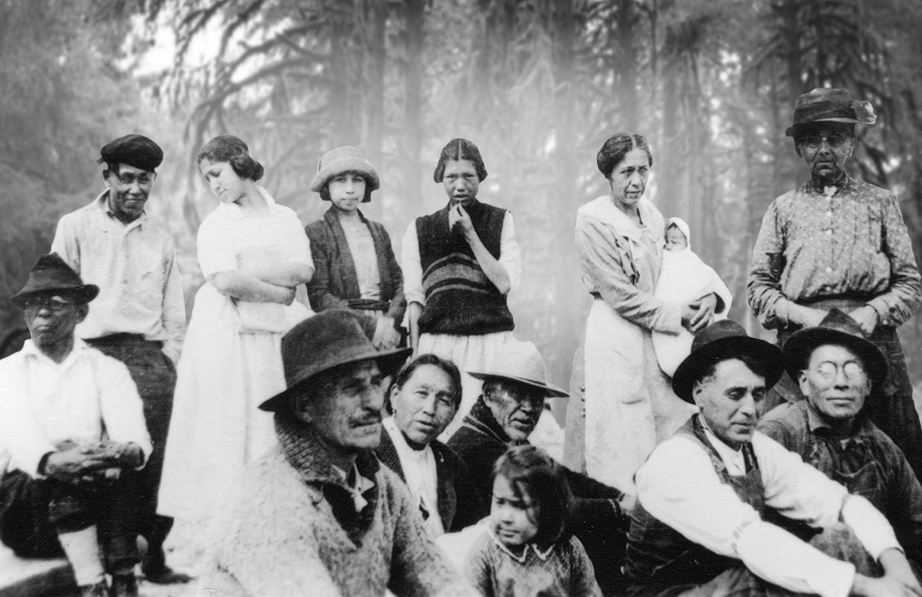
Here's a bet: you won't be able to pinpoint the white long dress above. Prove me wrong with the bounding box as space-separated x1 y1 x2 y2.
158 188 312 523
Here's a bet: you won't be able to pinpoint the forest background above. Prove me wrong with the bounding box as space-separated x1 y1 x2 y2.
3 0 922 401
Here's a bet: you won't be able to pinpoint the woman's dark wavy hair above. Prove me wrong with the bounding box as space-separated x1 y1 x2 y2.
198 135 264 182
597 133 653 180
385 353 463 414
492 444 574 545
433 138 488 183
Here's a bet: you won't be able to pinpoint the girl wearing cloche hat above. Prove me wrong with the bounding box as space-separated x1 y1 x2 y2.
304 147 406 351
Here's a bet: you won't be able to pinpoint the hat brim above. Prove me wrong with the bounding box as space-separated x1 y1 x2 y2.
672 336 784 403
259 346 412 412
9 284 99 308
785 118 862 137
782 327 888 390
309 161 381 194
467 371 570 398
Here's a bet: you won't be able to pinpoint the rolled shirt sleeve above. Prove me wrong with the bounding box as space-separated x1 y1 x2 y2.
499 212 522 293
161 244 186 365
401 220 424 307
748 201 794 330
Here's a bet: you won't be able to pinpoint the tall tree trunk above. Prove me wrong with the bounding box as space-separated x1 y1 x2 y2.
360 0 386 222
402 0 425 217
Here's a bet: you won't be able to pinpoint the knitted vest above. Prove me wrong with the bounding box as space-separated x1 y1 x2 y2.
415 200 515 335
624 416 766 589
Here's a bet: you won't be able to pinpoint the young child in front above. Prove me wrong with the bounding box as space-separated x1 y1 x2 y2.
652 217 732 376
463 445 601 597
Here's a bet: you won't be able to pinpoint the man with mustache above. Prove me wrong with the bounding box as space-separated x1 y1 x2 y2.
748 88 922 480
50 134 187 584
200 310 474 597
0 254 153 597
447 343 628 594
624 320 921 597
758 309 922 568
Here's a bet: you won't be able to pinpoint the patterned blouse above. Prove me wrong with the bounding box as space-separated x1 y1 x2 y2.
748 176 921 329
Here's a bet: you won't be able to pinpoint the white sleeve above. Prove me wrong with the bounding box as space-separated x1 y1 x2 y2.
51 213 81 273
0 361 57 478
96 355 154 467
500 212 522 292
402 220 424 306
161 240 186 364
840 494 901 561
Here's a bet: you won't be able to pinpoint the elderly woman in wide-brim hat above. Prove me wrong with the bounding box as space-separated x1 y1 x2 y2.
304 147 405 350
748 87 922 479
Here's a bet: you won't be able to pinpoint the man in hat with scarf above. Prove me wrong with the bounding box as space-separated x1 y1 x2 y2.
200 309 473 597
759 309 922 568
50 134 187 583
748 88 922 480
624 319 921 597
0 254 153 597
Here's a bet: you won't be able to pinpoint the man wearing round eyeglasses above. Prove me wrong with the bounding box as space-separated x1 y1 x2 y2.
759 309 922 568
50 134 188 584
748 88 922 482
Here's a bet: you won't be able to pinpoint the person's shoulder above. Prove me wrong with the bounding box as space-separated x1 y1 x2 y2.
576 195 612 218
0 349 26 378
759 400 805 428
56 195 104 227
640 434 708 476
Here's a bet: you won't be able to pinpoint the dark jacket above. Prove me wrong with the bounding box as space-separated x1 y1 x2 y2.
375 430 485 532
305 208 405 324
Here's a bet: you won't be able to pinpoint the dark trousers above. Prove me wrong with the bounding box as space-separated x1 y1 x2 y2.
0 470 140 572
86 334 176 570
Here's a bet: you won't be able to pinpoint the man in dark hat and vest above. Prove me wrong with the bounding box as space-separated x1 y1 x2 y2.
200 309 473 597
0 254 153 597
50 134 187 583
624 319 921 597
748 88 922 480
447 342 628 594
759 309 922 568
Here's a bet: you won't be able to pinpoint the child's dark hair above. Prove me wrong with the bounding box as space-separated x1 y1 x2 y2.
492 444 573 545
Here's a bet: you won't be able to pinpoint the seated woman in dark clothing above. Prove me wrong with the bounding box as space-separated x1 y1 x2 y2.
305 146 405 349
376 353 485 535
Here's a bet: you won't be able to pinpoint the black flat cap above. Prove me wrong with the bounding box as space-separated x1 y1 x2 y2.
97 134 163 172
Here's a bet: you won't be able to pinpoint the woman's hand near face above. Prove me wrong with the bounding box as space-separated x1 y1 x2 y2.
449 204 475 239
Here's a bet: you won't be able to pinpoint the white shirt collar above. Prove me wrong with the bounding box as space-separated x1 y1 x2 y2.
700 418 748 476
21 338 90 370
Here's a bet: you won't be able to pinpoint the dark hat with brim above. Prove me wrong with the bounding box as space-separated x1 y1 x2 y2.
10 253 99 308
259 310 411 412
467 341 569 398
782 309 888 390
786 88 876 137
97 134 164 172
672 320 784 402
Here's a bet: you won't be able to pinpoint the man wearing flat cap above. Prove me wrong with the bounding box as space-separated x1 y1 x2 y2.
447 342 628 594
50 134 187 583
759 309 922 568
748 87 922 480
624 319 921 597
200 309 474 597
0 254 153 597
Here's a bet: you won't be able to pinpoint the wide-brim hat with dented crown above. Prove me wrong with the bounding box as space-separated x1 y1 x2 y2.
782 309 888 390
468 341 569 398
309 146 380 197
672 320 784 402
10 253 99 308
259 310 411 412
785 88 877 137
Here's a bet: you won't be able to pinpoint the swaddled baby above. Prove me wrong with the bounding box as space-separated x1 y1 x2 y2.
652 218 732 376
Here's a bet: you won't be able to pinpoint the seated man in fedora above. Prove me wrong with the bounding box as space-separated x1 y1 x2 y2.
446 342 627 593
624 319 921 597
759 309 922 568
749 87 922 479
200 310 474 597
0 254 153 597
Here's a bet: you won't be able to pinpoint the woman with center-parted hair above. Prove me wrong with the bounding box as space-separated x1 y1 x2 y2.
157 135 314 528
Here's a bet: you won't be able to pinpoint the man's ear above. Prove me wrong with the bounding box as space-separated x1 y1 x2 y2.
102 170 113 190
797 369 810 396
75 303 90 325
691 381 705 408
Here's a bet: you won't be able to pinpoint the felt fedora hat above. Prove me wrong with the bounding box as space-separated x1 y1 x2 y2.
468 341 569 398
259 310 411 412
782 309 888 390
309 146 380 196
10 253 99 308
672 320 784 402
786 88 876 137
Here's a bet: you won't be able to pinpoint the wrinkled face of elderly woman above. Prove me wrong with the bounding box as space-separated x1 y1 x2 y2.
609 148 650 211
794 123 856 185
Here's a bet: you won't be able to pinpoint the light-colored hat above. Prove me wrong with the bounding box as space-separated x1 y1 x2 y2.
309 146 380 196
468 342 569 398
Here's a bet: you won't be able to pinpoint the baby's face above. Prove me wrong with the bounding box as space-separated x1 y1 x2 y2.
665 226 688 251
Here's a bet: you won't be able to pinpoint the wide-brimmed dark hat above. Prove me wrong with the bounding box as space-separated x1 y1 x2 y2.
672 320 784 402
782 309 888 390
786 88 876 137
9 253 99 308
309 146 380 196
468 341 569 398
259 310 411 412
97 134 163 171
